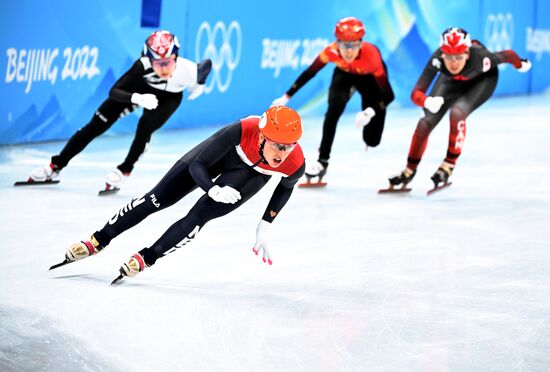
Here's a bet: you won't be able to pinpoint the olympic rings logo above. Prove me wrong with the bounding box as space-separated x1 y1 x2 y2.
195 21 242 93
484 13 514 52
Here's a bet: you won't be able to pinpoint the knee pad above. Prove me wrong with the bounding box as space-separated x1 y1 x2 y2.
449 106 466 123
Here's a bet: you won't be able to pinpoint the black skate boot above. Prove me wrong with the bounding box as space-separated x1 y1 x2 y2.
430 161 454 188
389 168 416 187
379 168 416 194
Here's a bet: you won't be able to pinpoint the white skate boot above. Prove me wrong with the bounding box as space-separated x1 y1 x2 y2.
111 253 149 284
99 169 130 195
299 160 328 188
65 235 103 262
27 163 60 183
49 235 104 270
305 161 327 178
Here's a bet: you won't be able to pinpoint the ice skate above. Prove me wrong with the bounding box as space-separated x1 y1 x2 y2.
111 253 148 285
99 169 130 196
378 168 416 194
49 235 104 270
15 163 60 186
427 161 454 195
299 160 328 188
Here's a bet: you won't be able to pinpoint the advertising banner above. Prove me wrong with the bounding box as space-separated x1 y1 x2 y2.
1 0 545 145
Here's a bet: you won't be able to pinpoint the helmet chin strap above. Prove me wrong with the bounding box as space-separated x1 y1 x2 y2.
257 139 268 165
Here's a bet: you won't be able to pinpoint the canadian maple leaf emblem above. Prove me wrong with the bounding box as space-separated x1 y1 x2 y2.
446 31 462 46
150 33 172 50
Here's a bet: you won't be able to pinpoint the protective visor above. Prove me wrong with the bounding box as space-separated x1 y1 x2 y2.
265 138 297 152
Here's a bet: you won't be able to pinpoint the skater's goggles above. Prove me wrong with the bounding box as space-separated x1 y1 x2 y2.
152 57 176 68
265 138 297 152
442 53 468 62
337 41 361 50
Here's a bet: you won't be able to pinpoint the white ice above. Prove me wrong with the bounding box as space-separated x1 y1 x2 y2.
1 95 549 372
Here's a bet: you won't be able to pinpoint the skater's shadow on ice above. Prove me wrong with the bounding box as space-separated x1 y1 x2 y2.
50 274 153 287
50 273 109 284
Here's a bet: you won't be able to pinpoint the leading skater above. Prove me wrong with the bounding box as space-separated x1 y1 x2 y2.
50 106 305 283
386 27 531 191
271 17 394 185
26 30 212 193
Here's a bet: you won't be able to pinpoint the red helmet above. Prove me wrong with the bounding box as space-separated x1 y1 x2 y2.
144 30 180 60
440 27 471 55
259 106 302 144
334 17 365 41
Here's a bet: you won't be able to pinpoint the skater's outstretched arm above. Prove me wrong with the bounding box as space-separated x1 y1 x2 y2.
261 163 305 223
411 50 440 107
271 56 327 106
287 56 327 96
108 60 146 102
366 45 395 107
252 162 305 265
493 50 531 72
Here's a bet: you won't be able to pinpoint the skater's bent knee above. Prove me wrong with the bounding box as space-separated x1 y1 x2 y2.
364 137 381 147
416 118 435 136
449 106 467 122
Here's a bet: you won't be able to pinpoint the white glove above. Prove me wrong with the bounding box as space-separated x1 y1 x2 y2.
187 84 205 100
131 93 158 110
207 185 241 204
518 59 532 73
252 220 272 265
271 93 290 107
424 96 444 114
354 107 376 128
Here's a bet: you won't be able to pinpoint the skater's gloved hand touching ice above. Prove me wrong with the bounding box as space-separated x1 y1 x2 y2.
423 96 444 114
354 107 376 128
252 220 272 265
208 185 241 204
131 93 158 110
271 94 290 107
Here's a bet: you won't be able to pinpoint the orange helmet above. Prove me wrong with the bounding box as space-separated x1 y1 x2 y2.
335 17 365 41
259 106 302 144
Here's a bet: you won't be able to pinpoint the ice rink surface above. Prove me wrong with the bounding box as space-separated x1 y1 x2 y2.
1 95 549 371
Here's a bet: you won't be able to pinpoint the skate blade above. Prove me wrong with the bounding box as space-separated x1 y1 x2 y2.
49 259 72 271
98 187 120 196
298 180 327 188
427 182 452 196
378 186 412 194
14 179 60 186
110 274 124 285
